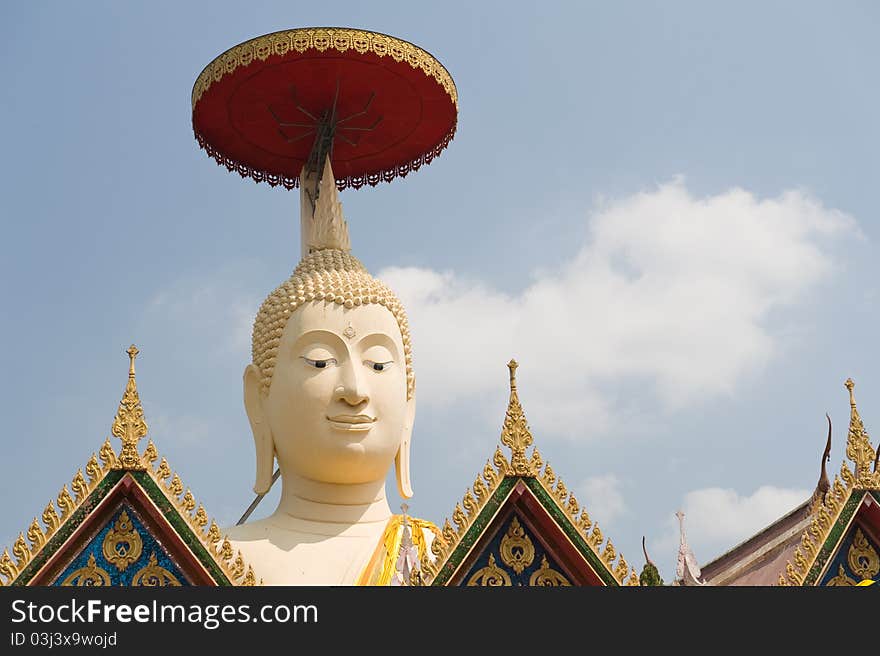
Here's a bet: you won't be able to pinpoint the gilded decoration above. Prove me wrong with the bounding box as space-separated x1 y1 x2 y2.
192 28 457 110
844 379 880 488
131 552 182 587
500 360 535 476
424 360 639 586
846 528 879 580
820 524 880 586
101 510 143 571
825 564 857 586
466 554 511 587
111 345 148 471
60 554 111 587
499 516 535 574
529 556 571 586
778 379 880 586
54 505 186 586
459 513 576 586
0 347 260 586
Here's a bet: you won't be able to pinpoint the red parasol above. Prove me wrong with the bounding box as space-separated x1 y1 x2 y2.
191 27 458 191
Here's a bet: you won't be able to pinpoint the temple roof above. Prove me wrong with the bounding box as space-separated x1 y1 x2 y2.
698 378 880 586
422 360 639 586
0 346 259 586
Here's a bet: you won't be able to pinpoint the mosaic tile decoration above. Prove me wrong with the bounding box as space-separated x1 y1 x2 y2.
52 503 189 586
819 520 880 586
460 512 572 586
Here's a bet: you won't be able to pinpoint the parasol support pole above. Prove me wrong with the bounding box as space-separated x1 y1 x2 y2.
236 467 282 525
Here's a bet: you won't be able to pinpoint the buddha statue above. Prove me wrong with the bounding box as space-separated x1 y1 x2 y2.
224 156 437 585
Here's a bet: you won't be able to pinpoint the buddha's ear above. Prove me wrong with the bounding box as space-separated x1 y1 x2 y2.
395 387 416 499
243 363 274 495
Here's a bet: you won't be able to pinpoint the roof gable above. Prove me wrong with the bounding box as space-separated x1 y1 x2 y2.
424 360 637 587
0 346 258 587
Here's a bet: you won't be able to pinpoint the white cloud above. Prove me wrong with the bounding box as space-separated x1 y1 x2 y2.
577 474 626 525
379 179 856 439
656 485 810 564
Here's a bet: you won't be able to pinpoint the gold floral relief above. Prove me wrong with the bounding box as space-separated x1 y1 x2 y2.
825 563 857 586
61 553 111 587
102 510 143 571
529 555 571 586
499 517 535 574
467 554 512 587
131 552 181 587
847 528 880 580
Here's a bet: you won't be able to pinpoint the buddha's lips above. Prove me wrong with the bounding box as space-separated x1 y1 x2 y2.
326 414 376 424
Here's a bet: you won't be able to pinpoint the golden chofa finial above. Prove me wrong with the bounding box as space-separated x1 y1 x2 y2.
111 345 148 470
843 377 877 485
508 359 518 389
500 359 534 476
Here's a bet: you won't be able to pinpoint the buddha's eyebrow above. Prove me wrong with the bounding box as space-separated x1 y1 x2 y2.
355 332 400 356
293 329 345 347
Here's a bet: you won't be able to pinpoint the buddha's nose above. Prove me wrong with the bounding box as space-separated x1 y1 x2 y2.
336 360 369 406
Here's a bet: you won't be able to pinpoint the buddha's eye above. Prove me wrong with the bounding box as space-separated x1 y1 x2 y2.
301 356 338 369
364 360 393 372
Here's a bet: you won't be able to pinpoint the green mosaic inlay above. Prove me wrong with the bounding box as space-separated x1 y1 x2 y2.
431 477 516 586
131 471 231 585
804 490 864 586
13 470 124 585
523 477 618 586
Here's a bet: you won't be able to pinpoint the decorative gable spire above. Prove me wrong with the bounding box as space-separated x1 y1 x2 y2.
810 414 833 513
500 359 535 476
675 511 706 586
844 378 878 486
639 536 663 586
111 345 148 470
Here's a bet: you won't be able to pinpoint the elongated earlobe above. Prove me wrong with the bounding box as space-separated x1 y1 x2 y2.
395 389 416 498
244 364 274 494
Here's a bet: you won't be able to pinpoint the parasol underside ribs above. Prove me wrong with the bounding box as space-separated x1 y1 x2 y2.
269 81 383 213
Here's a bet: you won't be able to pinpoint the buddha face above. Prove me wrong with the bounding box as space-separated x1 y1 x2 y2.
245 300 414 487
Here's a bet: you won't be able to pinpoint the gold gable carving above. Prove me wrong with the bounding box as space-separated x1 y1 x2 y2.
102 510 143 571
0 346 261 587
499 517 535 574
132 552 182 587
466 554 511 587
61 553 111 587
529 555 571 586
423 360 639 586
779 379 880 586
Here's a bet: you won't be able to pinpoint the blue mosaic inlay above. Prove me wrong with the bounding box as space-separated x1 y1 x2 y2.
460 513 572 586
53 503 189 586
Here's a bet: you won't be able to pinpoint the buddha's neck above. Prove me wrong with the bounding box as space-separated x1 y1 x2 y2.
271 471 392 526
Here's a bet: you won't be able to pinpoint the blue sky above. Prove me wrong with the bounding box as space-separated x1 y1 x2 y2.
2 1 879 583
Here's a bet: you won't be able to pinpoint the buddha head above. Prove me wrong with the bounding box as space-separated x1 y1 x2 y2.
242 166 416 501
